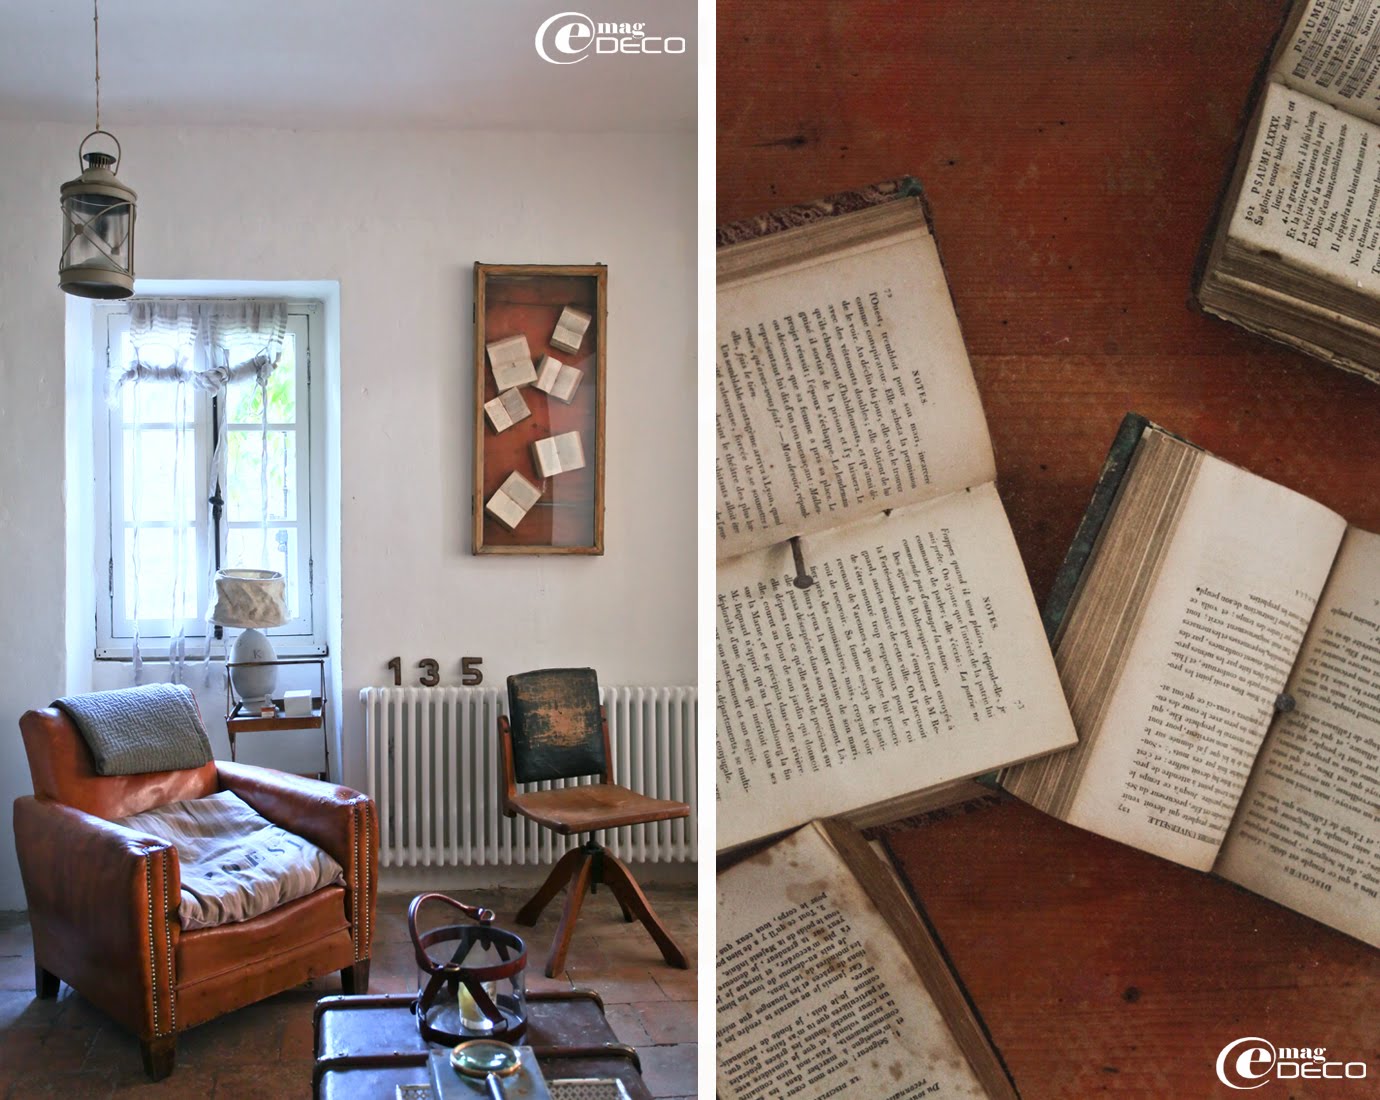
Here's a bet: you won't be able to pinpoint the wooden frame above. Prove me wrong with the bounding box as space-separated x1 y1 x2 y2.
473 263 607 554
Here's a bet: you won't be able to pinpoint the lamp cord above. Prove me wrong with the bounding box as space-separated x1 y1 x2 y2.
93 0 101 132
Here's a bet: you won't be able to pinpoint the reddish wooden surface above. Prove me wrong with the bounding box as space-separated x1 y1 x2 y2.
719 1 1380 1096
884 799 1380 1099
479 273 599 548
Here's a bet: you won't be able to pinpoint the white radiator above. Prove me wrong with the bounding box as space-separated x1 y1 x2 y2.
360 685 697 868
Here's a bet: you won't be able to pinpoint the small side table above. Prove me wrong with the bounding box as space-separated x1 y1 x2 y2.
225 657 330 781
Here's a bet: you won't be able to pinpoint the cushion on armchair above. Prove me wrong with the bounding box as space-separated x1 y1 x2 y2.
53 683 213 776
117 790 344 930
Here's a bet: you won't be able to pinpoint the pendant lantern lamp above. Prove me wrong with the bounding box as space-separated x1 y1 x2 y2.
59 0 137 299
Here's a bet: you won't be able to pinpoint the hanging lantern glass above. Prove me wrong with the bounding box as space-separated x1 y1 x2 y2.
409 892 529 1046
59 130 136 299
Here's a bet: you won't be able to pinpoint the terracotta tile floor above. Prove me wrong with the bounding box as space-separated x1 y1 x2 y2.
0 882 698 1099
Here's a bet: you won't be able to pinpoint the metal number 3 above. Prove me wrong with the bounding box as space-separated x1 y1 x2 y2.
385 656 483 687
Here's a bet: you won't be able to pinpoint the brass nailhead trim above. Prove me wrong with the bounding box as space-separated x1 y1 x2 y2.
145 854 160 1037
365 806 371 950
364 805 372 948
361 800 372 949
163 851 175 1035
350 803 361 960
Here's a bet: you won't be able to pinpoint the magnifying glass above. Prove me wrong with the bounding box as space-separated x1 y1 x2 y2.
450 1038 522 1100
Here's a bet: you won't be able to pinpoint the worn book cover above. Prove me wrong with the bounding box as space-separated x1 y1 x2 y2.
715 180 1077 852
718 817 1020 1100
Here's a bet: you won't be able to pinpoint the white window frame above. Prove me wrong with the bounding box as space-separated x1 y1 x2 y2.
93 298 328 658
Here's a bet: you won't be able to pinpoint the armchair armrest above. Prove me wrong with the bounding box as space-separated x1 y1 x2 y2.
215 762 377 959
215 762 371 873
13 796 180 1039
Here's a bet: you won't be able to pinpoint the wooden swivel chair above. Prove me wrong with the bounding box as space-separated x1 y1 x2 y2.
498 668 690 978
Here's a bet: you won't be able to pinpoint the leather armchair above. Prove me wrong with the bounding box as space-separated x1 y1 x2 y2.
13 706 377 1080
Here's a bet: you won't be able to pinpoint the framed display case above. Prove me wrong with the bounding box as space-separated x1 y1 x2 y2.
473 263 606 554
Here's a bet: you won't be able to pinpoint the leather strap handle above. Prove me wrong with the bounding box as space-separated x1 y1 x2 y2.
408 892 496 970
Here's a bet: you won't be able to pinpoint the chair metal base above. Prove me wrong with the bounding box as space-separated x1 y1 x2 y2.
514 839 689 978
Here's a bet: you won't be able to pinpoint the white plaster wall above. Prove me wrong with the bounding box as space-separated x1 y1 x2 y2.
0 121 697 909
0 124 71 912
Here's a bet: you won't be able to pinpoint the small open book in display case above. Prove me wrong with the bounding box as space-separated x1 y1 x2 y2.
473 263 606 554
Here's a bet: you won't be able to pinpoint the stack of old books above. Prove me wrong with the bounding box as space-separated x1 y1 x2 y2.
717 82 1380 1091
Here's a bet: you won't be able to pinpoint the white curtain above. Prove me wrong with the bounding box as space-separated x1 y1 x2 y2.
112 301 288 681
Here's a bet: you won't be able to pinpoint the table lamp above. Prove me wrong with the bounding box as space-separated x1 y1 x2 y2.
209 569 288 708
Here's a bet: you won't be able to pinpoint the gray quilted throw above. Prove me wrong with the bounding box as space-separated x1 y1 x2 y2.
54 682 213 776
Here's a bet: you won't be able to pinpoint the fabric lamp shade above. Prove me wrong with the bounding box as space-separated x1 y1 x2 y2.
211 571 287 708
208 570 288 629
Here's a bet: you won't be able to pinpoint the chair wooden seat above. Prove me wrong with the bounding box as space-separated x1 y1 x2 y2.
507 784 689 835
499 668 691 978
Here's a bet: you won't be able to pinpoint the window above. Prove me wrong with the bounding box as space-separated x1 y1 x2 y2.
93 299 326 658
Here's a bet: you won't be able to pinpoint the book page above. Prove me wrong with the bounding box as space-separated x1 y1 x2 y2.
717 219 995 561
717 822 993 1100
1217 527 1380 948
716 482 1075 851
1227 81 1380 292
1052 442 1345 870
1272 0 1380 127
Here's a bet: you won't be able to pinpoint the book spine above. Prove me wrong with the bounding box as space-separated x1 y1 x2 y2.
1041 413 1150 642
715 176 928 246
1189 0 1302 304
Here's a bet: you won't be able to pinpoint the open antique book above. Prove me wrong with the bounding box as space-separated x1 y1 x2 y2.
1196 0 1380 379
1004 415 1380 948
718 818 1019 1100
716 181 1077 852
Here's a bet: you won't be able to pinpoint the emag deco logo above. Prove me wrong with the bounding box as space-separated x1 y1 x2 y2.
535 12 687 64
1215 1037 1368 1088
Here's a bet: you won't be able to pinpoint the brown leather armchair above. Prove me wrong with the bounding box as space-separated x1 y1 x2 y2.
13 706 377 1080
